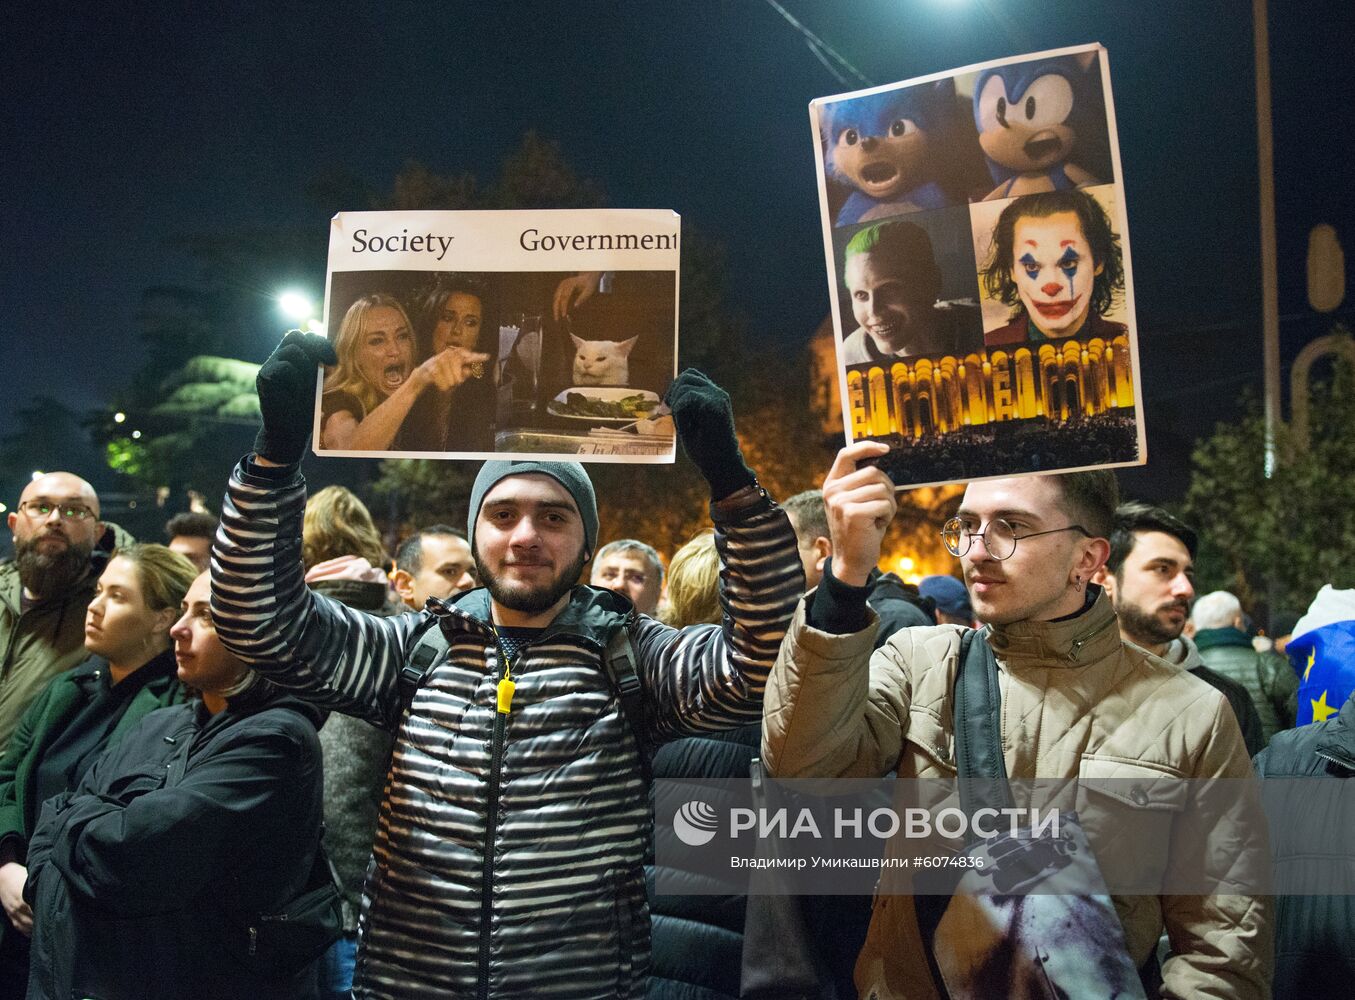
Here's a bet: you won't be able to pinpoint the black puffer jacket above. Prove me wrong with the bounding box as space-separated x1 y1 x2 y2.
645 725 760 1000
23 684 326 1000
1254 690 1355 998
211 458 803 1000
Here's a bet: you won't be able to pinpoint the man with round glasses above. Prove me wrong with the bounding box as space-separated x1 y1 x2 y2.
762 442 1270 999
1 474 133 750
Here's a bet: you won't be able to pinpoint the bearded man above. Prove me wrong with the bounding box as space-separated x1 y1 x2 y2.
1095 501 1265 756
0 474 131 749
208 332 803 999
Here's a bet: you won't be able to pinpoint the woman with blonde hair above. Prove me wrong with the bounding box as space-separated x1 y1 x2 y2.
0 544 197 991
661 530 722 629
302 485 388 573
320 293 488 451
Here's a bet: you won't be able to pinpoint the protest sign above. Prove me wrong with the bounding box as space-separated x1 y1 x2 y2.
810 44 1146 489
313 209 679 463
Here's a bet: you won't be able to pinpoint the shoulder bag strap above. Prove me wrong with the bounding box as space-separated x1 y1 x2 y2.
953 627 1015 830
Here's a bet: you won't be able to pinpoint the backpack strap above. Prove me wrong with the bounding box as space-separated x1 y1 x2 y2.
400 616 450 711
601 624 653 787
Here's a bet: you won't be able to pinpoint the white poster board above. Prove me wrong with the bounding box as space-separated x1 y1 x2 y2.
313 209 680 463
810 44 1147 489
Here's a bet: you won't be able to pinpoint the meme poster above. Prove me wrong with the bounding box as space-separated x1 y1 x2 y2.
810 43 1147 489
313 209 680 463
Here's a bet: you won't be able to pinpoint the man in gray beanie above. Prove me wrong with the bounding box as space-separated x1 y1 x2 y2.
207 332 804 999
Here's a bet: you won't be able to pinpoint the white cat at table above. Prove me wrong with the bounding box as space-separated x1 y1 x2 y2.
571 334 637 386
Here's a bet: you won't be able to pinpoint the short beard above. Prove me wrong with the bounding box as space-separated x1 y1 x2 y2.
478 548 588 616
1116 601 1183 649
15 535 94 600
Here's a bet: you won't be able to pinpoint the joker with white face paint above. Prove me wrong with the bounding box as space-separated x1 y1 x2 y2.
1011 209 1102 338
979 189 1127 349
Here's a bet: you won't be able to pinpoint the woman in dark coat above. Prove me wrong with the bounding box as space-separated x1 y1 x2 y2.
21 571 326 1000
0 544 196 997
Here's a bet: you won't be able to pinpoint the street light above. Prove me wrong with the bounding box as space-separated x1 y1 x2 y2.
113 411 126 424
277 290 315 323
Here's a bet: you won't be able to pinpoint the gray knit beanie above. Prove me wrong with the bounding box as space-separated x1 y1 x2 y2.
467 461 599 556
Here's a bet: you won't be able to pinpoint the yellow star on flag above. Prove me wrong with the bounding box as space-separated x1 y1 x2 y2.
1311 690 1338 723
1304 649 1316 682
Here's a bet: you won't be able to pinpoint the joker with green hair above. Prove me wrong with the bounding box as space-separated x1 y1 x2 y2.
839 220 979 364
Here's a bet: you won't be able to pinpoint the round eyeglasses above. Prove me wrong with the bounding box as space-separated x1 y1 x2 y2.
941 517 1091 560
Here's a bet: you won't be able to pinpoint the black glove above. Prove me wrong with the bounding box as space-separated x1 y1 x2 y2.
253 330 338 464
664 368 756 501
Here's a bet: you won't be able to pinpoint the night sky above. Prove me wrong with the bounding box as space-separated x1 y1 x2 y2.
7 0 1353 500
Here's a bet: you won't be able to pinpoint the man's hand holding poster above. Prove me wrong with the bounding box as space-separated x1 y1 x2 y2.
312 209 680 463
811 44 1147 490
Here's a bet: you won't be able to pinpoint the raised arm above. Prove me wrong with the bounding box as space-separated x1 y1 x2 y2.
763 441 911 778
631 370 804 739
209 331 421 729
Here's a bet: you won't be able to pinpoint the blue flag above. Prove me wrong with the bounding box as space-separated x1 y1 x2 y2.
1289 587 1355 725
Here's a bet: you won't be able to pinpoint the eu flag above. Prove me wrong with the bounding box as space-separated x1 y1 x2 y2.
1288 586 1355 725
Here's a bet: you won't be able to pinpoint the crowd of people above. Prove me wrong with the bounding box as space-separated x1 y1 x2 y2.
0 329 1350 998
873 410 1140 484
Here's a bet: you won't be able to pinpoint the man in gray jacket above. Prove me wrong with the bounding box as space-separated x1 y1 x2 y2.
210 332 803 1000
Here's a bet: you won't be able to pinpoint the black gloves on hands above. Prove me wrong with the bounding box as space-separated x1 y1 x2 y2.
664 368 756 501
253 331 338 465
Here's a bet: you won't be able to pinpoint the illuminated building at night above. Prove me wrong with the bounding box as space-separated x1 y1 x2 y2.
845 334 1135 440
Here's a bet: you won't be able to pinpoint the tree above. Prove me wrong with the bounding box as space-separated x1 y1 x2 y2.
1184 357 1355 616
100 356 261 497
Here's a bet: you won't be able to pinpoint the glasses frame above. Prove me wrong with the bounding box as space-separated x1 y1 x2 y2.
17 500 97 523
941 516 1091 560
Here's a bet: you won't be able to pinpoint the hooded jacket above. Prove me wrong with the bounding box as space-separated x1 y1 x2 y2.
763 587 1272 1000
1163 635 1267 757
210 457 803 1000
0 521 134 751
1253 690 1355 998
22 683 325 1000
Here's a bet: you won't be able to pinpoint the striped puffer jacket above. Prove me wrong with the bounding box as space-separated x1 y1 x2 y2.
210 459 804 1000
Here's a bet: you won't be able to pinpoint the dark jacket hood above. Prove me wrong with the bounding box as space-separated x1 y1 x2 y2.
224 675 326 730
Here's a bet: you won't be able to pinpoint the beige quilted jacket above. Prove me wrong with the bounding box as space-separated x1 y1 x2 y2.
763 590 1272 1000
